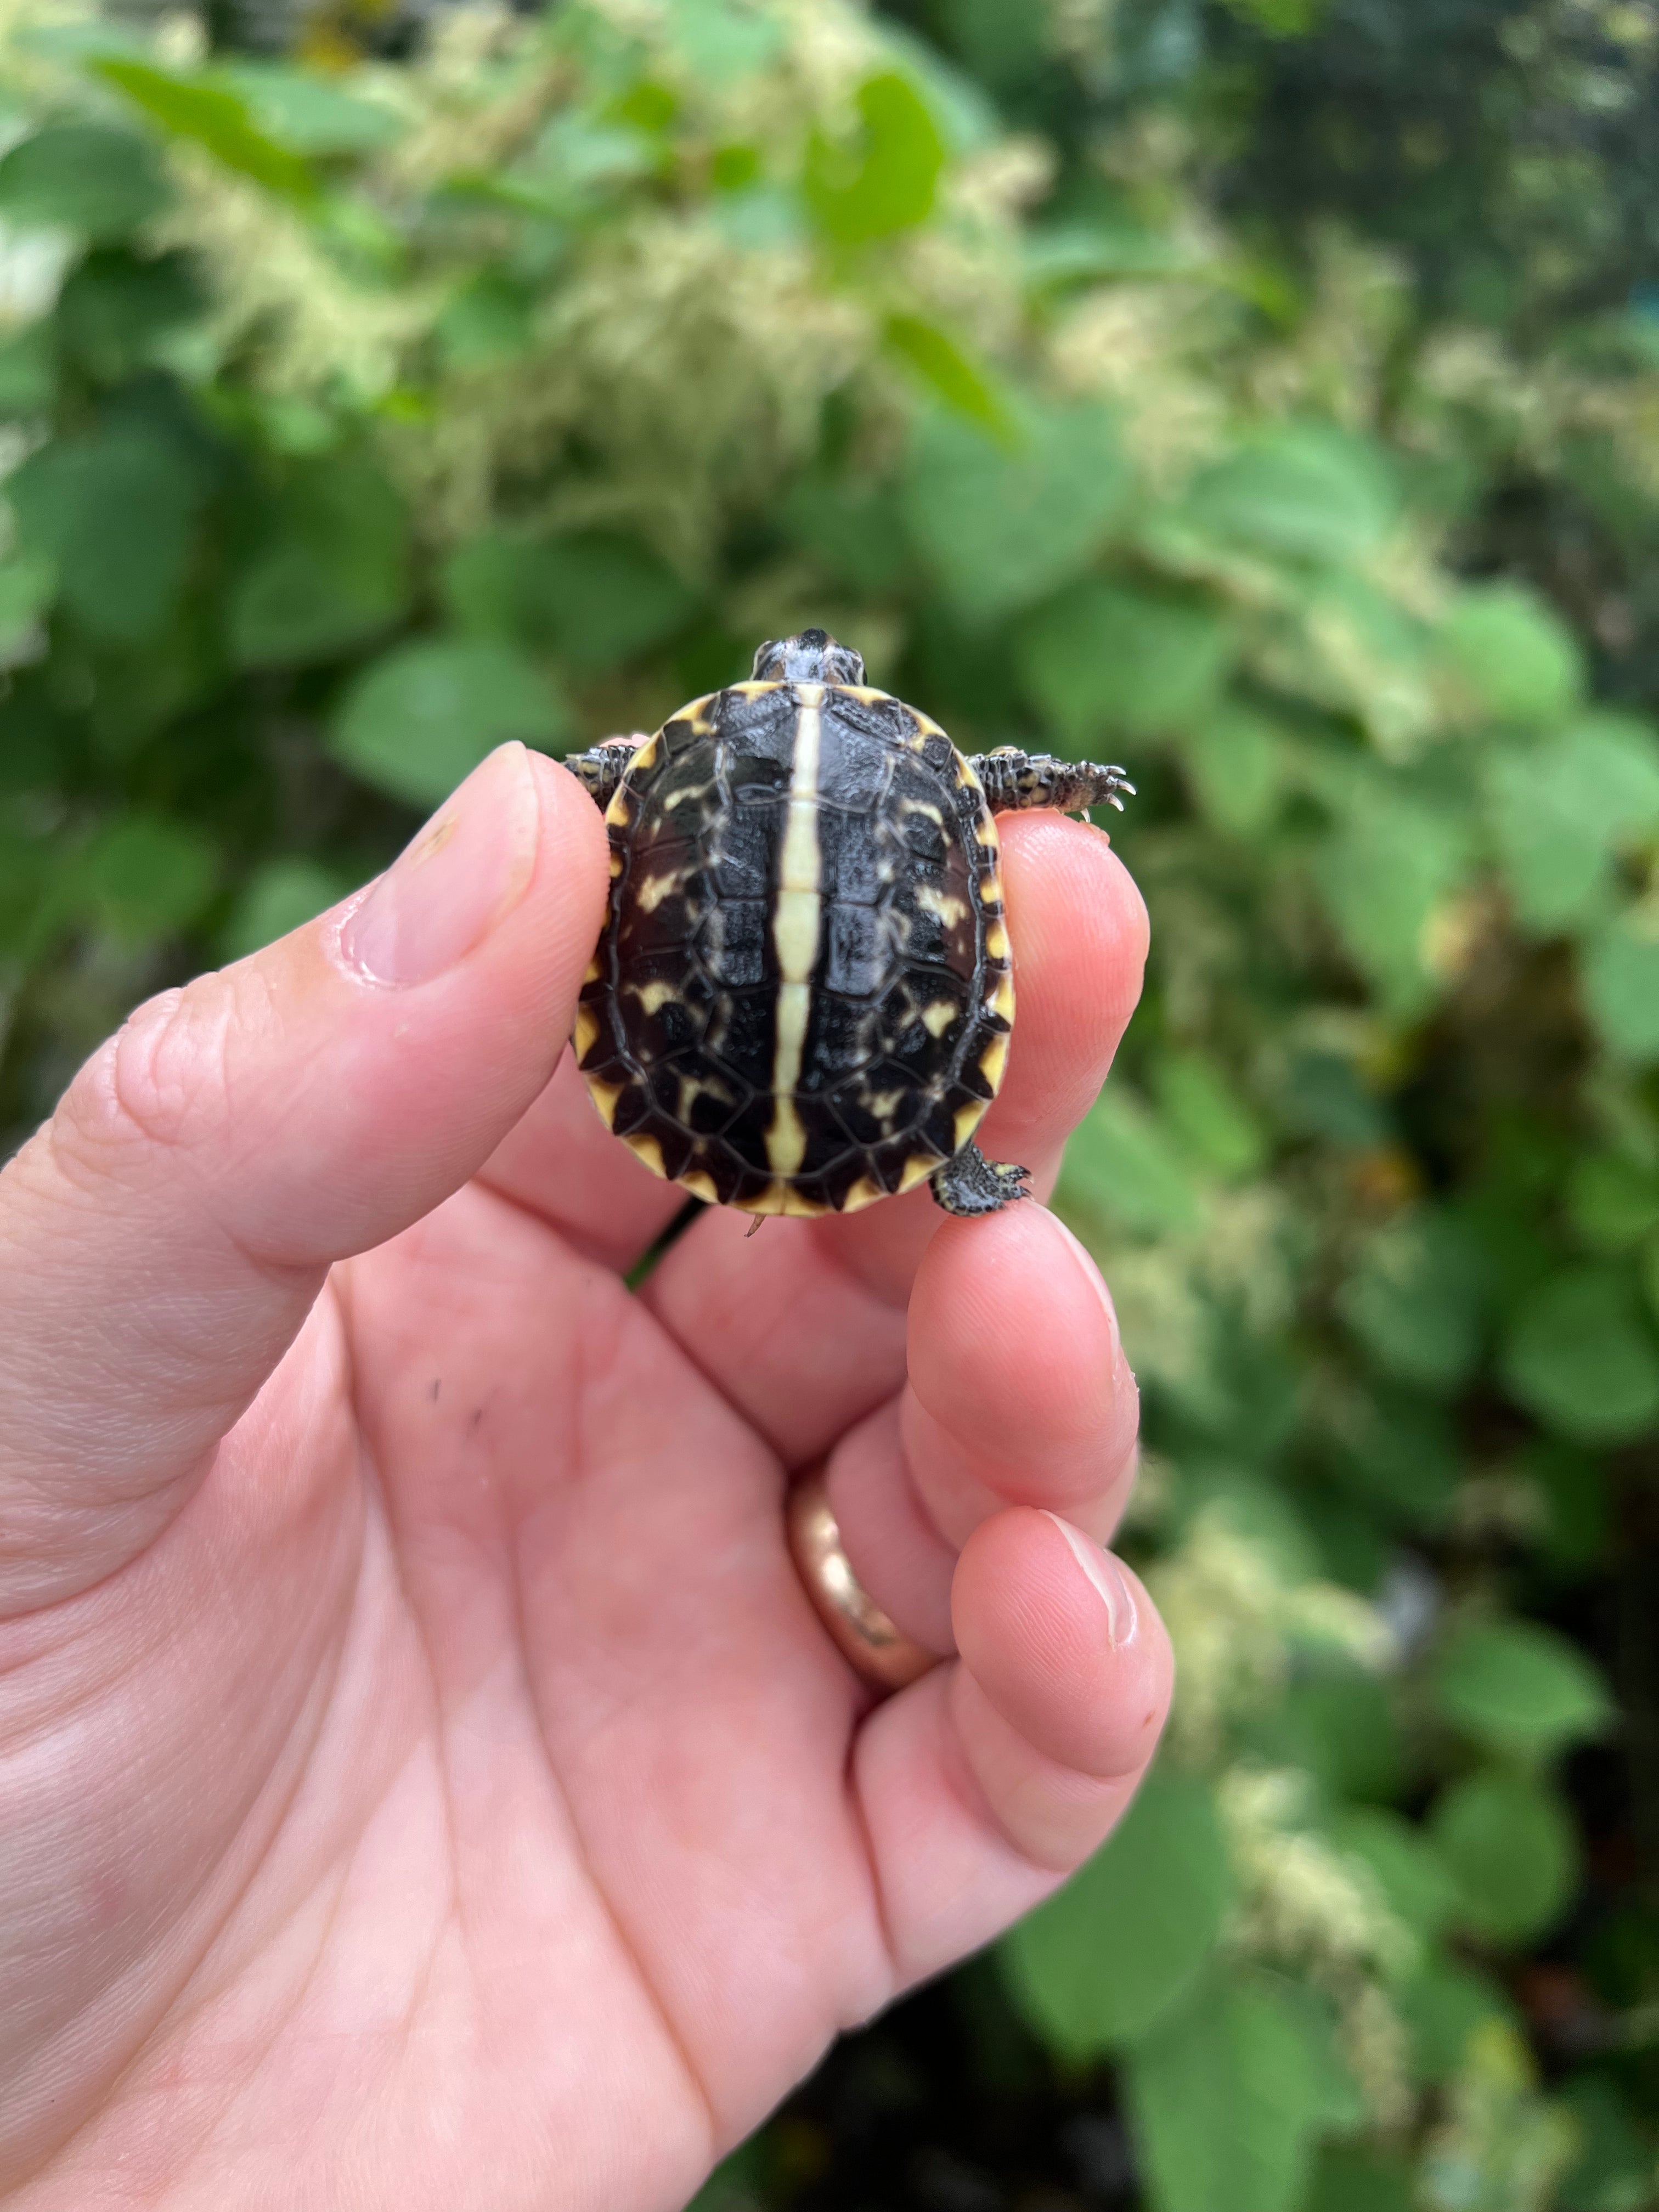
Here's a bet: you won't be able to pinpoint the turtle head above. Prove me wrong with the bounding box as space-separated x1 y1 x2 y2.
752 629 866 686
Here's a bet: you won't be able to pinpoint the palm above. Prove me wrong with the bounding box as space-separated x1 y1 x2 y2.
1 763 1165 2212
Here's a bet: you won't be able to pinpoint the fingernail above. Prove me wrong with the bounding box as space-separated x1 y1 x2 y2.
1042 1513 1138 1649
341 745 541 987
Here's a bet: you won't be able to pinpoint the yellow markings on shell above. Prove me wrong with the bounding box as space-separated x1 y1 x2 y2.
633 871 684 915
917 884 969 928
630 733 662 775
841 1174 889 1212
607 849 625 881
910 709 945 737
573 1003 601 1063
742 1181 791 1215
585 1077 626 1130
842 685 895 704
899 1152 940 1194
783 1186 832 1217
921 1000 957 1039
988 969 1016 1028
953 1099 989 1153
679 1166 721 1205
979 1030 1011 1096
979 870 1004 907
628 979 676 1016
767 685 824 1180
623 1131 667 1180
583 953 603 985
985 918 1011 963
728 680 782 699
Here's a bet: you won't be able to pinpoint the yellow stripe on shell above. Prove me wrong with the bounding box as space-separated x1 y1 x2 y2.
585 1077 627 1130
899 1151 943 1194
978 1030 1010 1096
623 1131 667 1179
573 1003 601 1063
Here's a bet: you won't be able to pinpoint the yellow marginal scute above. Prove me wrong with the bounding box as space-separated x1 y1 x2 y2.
898 1152 941 1194
623 1131 667 1180
679 1166 720 1205
952 1099 989 1153
573 1003 601 1063
979 1030 1010 1096
841 1174 889 1212
586 1076 626 1130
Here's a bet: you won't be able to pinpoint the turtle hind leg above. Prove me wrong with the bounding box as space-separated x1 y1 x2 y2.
565 735 648 809
930 1141 1031 1217
968 748 1135 816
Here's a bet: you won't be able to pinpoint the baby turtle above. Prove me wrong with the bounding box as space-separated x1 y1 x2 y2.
566 629 1132 1220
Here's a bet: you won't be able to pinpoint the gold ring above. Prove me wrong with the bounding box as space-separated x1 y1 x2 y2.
786 1467 936 1691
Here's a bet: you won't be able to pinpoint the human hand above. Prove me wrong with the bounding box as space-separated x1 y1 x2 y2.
0 741 1169 2211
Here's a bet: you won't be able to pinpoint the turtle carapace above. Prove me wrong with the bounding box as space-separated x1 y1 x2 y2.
566 629 1133 1220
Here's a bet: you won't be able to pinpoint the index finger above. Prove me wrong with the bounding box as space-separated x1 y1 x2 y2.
641 816 1148 1464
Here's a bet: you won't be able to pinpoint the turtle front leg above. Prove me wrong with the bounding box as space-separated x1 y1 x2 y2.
930 1141 1031 1217
565 735 649 810
968 747 1134 815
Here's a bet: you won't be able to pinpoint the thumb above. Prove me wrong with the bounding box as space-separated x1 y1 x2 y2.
0 742 607 1613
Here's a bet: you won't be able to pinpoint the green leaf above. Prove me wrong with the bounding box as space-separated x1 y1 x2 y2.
1567 1152 1659 1253
437 268 537 370
882 313 1009 436
1314 791 1470 1015
666 0 786 81
1441 583 1584 726
1485 713 1659 933
92 59 317 200
1430 1770 1581 1945
1502 1266 1659 1443
1017 579 1232 744
1398 1960 1514 2085
0 320 57 416
1124 1972 1353 2212
1558 2074 1657 2212
1434 1619 1614 1761
1058 1088 1203 1235
1180 702 1286 836
1306 2146 1413 2212
1154 1052 1268 1179
1335 1208 1486 1392
331 637 568 809
58 249 204 382
0 122 168 239
221 856 354 960
1329 1808 1457 1939
78 814 218 945
1183 422 1398 565
230 455 409 668
903 401 1128 622
1000 1770 1232 2056
444 530 696 673
0 550 57 644
9 424 206 645
216 63 407 155
1583 911 1659 1062
803 71 944 247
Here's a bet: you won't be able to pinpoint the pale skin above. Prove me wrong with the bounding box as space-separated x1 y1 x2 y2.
0 741 1170 2211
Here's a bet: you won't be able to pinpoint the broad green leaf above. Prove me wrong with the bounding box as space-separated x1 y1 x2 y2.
1567 1152 1659 1253
1430 1770 1580 1945
1583 912 1659 1062
1485 713 1659 932
221 857 354 960
1398 1960 1514 2085
1154 1052 1267 1178
332 637 568 808
59 249 204 383
882 313 1009 436
0 551 56 642
217 63 407 154
1017 579 1232 744
803 71 943 247
1124 1972 1353 2212
1441 583 1583 726
1264 1667 1402 1804
1058 1087 1203 1235
0 320 56 416
230 455 409 668
999 1770 1232 2056
1501 1266 1659 1443
1558 2075 1656 2212
1335 1207 1486 1392
782 476 910 594
1183 422 1398 566
1314 792 1470 1014
1306 2147 1413 2212
1181 702 1286 835
1433 1620 1613 1760
1330 1808 1457 1939
902 401 1128 622
0 122 168 239
8 424 205 645
444 531 695 672
93 59 317 200
78 815 218 945
1333 1390 1461 1528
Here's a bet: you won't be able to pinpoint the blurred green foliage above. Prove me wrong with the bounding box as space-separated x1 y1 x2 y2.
2 0 1658 2207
